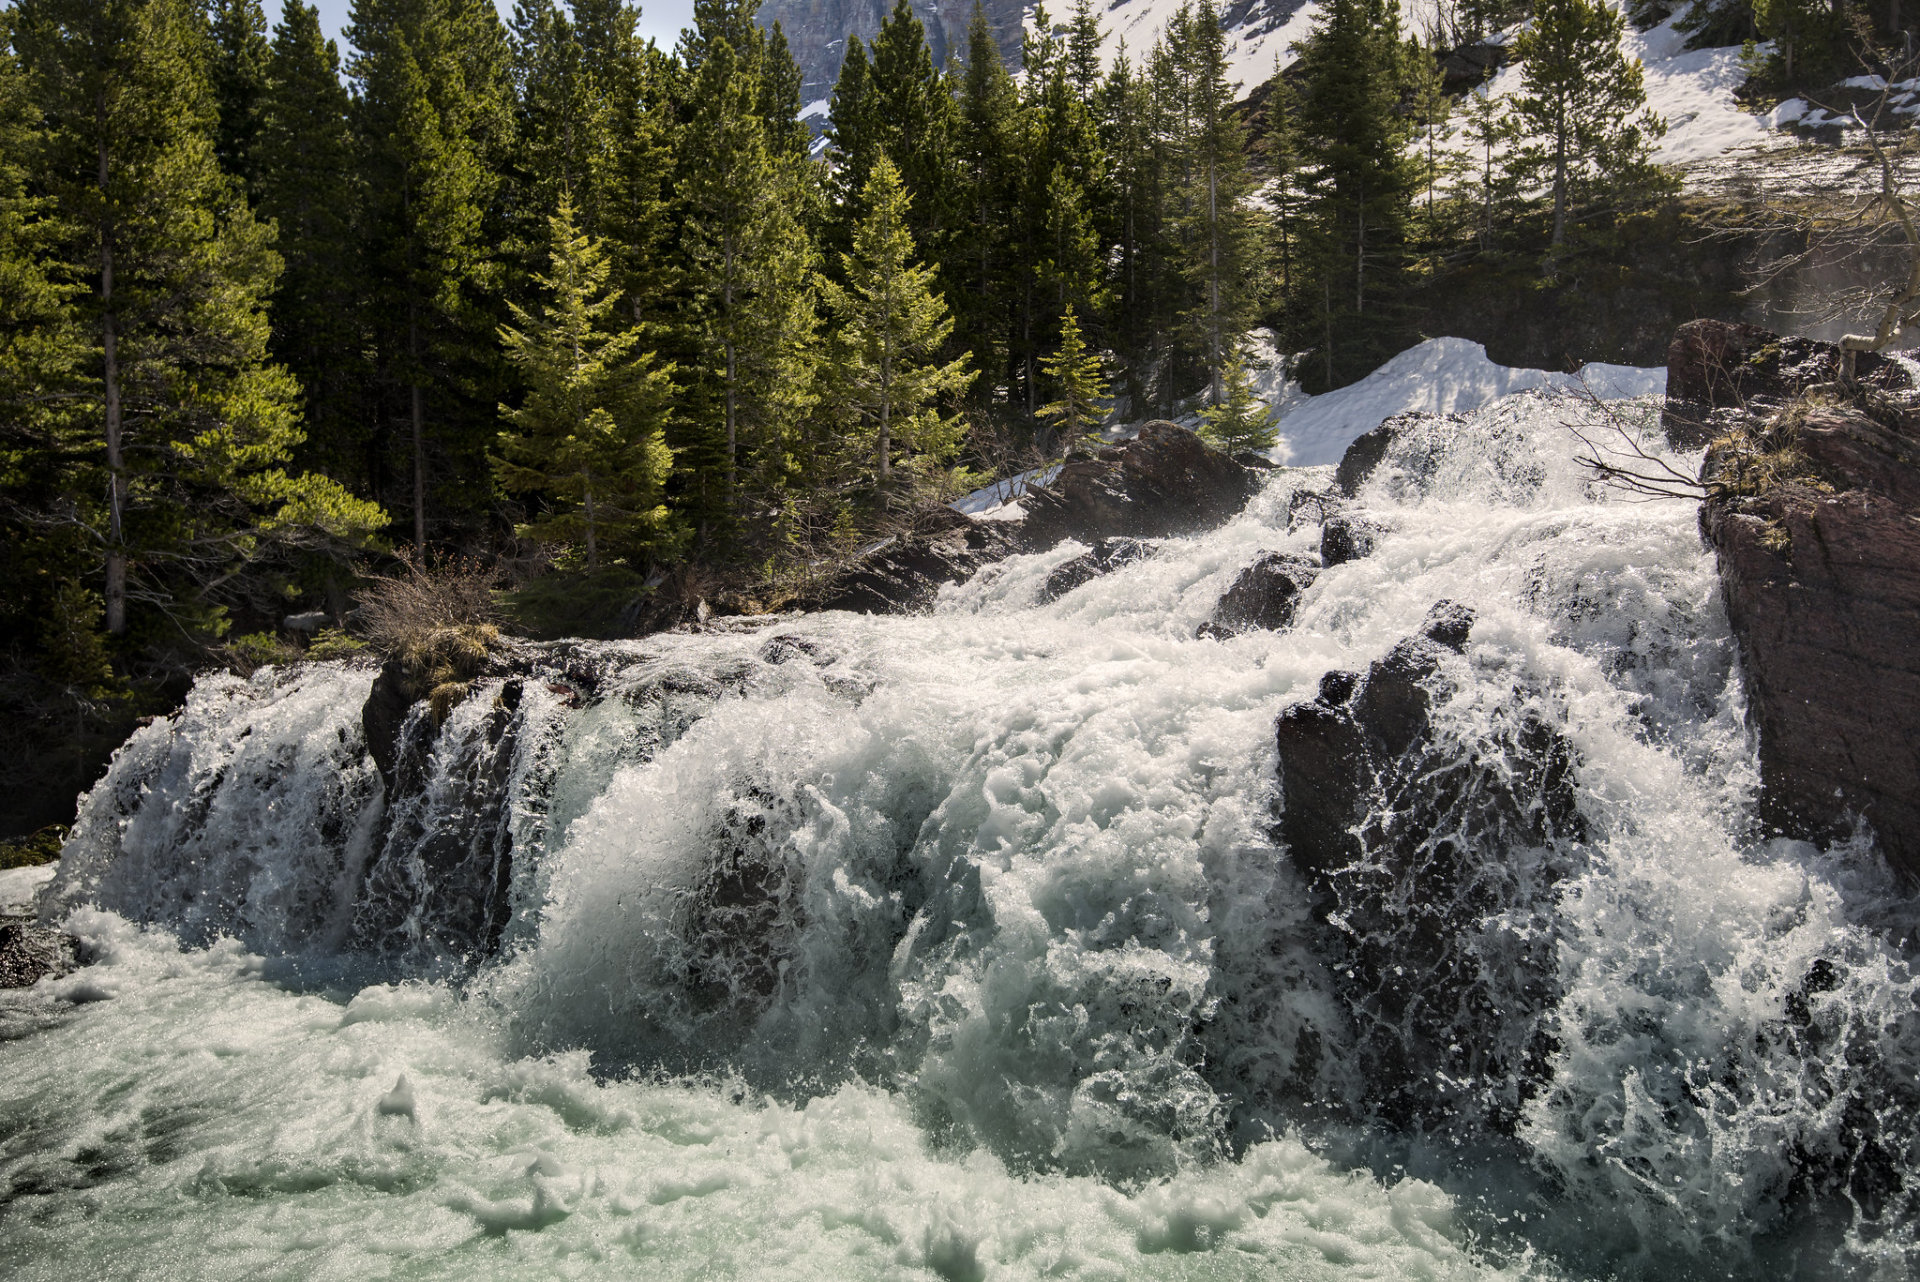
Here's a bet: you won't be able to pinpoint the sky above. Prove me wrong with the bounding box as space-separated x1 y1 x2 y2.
278 0 698 55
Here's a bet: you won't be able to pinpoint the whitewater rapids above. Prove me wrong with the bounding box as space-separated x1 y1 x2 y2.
5 390 1917 1280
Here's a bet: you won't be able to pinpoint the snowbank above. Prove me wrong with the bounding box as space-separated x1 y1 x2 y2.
1267 337 1664 467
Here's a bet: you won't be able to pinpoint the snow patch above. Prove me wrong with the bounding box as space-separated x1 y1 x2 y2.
1266 337 1663 467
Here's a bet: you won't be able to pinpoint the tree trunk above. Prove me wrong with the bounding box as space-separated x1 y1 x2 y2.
1550 105 1569 248
583 475 597 571
100 137 126 636
409 305 426 552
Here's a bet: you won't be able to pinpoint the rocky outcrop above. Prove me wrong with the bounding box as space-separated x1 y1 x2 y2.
1020 421 1264 548
1677 321 1920 877
1197 552 1319 638
1272 602 1585 1130
1662 317 1912 448
1040 537 1156 602
789 422 1262 617
786 507 1026 616
755 0 1023 102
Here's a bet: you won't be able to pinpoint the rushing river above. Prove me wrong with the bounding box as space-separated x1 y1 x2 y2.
5 391 1917 1281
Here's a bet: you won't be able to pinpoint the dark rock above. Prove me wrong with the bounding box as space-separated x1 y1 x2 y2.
0 919 79 988
1233 450 1281 470
1041 537 1156 603
1436 38 1508 95
1319 514 1383 566
362 657 415 795
1683 323 1920 878
1197 552 1319 638
1661 318 1916 449
1420 599 1475 652
1019 421 1264 549
1272 601 1587 1131
1287 486 1342 531
791 507 1026 616
1334 417 1404 496
758 633 837 666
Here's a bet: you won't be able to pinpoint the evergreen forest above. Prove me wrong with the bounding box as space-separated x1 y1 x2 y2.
0 0 1869 835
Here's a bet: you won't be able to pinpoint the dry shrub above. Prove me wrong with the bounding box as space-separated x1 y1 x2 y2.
357 552 500 652
356 554 503 718
1706 394 1838 501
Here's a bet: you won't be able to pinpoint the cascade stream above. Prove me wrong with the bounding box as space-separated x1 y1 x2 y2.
5 390 1918 1281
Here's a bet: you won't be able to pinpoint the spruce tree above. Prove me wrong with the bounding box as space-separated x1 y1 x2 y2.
677 32 820 528
347 0 514 550
0 20 87 633
1510 0 1667 248
12 0 383 638
1037 306 1111 456
208 0 271 196
820 157 974 490
1291 0 1418 386
257 0 368 485
951 4 1020 405
496 198 675 569
1198 345 1274 453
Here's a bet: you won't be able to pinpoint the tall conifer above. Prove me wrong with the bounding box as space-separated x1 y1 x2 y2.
258 0 368 485
820 157 973 490
496 197 675 568
13 0 382 636
1510 0 1667 248
347 0 514 549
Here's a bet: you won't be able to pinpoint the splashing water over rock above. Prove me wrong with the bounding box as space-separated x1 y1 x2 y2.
7 386 1920 1281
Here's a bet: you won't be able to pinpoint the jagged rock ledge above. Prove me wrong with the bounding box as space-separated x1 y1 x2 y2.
1667 319 1920 880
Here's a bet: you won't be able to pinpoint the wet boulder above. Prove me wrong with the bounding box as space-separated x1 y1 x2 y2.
1197 552 1319 638
1319 514 1384 566
1041 538 1156 602
0 919 79 989
1019 421 1263 549
789 507 1025 616
1272 600 1586 1132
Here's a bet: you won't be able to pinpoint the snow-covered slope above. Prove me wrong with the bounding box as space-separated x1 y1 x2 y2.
1263 337 1665 467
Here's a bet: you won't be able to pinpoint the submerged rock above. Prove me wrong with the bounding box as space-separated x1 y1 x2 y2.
1197 552 1319 638
0 919 79 988
1683 322 1920 878
1040 537 1156 602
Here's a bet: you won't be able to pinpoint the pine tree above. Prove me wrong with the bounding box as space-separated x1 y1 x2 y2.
257 0 369 485
951 4 1021 405
1037 306 1111 456
1456 84 1519 248
1510 0 1667 248
820 157 975 490
12 0 383 638
677 31 820 528
1169 0 1258 404
347 0 514 550
1098 45 1164 414
0 19 88 635
496 197 675 569
1066 0 1104 97
1198 344 1274 453
1291 0 1419 386
207 0 271 195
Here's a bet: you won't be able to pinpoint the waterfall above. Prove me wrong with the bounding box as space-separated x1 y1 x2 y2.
9 389 1918 1281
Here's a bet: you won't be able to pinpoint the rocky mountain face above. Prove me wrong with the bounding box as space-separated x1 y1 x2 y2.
758 0 1022 103
1666 319 1920 880
755 0 1311 104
